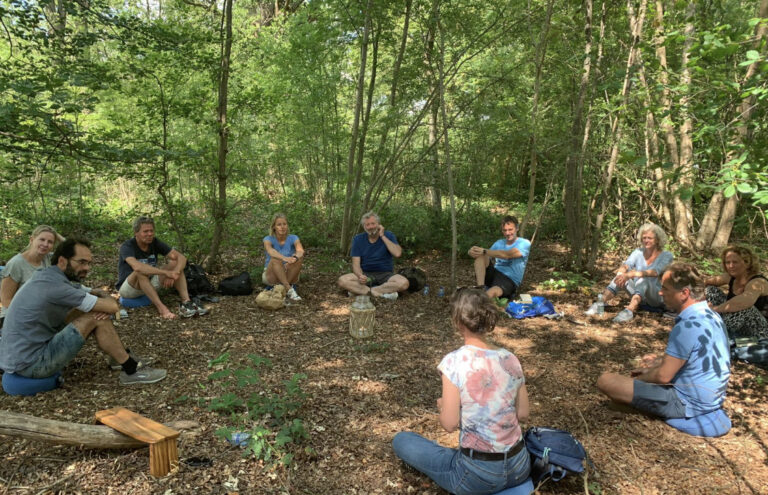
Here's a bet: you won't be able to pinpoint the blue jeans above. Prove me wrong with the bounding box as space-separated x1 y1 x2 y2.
18 324 85 378
393 432 531 495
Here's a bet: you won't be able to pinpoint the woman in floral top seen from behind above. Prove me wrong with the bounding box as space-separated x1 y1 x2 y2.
392 288 531 494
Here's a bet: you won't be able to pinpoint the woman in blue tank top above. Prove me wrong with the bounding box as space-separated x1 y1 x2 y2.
262 213 304 302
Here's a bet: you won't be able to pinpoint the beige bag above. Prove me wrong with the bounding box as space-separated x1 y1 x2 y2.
256 285 285 310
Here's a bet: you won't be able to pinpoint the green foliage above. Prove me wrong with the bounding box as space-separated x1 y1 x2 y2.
206 353 308 469
537 271 592 293
353 341 392 354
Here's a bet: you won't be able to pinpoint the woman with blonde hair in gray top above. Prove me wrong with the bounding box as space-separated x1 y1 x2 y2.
585 222 674 323
1 225 65 323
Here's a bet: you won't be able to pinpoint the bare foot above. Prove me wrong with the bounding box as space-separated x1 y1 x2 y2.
160 309 177 320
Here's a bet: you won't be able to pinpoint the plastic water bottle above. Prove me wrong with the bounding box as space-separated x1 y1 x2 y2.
437 287 445 298
227 432 251 447
596 294 604 316
422 284 430 296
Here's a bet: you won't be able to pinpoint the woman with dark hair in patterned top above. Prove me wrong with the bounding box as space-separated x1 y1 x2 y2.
705 245 768 339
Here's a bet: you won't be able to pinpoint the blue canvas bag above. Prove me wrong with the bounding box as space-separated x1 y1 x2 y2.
505 296 556 319
524 427 590 484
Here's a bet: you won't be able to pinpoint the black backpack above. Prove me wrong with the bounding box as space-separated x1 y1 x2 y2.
219 272 253 296
184 263 215 296
398 267 427 293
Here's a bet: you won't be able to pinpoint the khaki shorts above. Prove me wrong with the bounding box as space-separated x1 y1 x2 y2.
119 274 161 298
262 269 300 286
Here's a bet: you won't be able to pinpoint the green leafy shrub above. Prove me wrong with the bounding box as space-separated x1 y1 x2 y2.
206 353 309 468
537 270 592 292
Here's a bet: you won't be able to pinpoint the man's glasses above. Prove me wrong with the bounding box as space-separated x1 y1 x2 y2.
70 258 92 267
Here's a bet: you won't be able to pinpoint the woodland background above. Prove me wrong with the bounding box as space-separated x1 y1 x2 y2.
1 0 767 273
2 2 768 494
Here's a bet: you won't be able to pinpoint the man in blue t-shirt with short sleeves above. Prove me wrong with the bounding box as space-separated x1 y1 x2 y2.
337 212 409 301
117 216 208 319
468 215 531 300
597 262 731 427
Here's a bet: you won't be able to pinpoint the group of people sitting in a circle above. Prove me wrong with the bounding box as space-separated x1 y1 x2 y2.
0 213 766 495
583 222 768 339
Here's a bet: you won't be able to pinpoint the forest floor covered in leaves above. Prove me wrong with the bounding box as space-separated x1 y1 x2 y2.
1 242 767 494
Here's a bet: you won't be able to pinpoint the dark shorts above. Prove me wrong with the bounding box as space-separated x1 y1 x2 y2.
364 271 395 286
631 380 687 419
484 264 518 299
18 324 85 379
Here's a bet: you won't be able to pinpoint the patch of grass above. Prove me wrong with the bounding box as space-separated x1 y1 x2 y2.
354 341 391 354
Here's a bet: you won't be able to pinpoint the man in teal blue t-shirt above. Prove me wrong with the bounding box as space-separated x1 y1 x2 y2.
468 215 531 299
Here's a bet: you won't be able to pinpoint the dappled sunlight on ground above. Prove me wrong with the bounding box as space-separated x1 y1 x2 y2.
0 244 766 493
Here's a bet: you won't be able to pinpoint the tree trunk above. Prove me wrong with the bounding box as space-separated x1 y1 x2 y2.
588 0 646 269
653 0 683 237
0 410 196 450
152 74 186 253
521 0 554 237
563 0 594 267
672 1 695 248
339 0 373 254
425 4 442 214
363 0 412 213
207 0 234 270
697 0 768 252
428 99 442 213
636 57 672 229
437 2 458 292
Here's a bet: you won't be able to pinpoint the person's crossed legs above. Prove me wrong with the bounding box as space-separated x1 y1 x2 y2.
120 259 194 319
338 271 408 297
596 372 686 419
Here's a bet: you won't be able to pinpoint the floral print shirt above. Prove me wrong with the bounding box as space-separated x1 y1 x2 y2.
438 345 525 452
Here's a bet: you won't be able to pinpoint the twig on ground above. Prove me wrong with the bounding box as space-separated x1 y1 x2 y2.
577 408 590 437
319 336 348 349
2 458 22 495
33 473 76 495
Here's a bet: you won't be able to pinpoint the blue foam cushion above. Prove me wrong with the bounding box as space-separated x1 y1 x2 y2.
494 478 533 495
638 303 665 313
2 371 61 396
119 295 152 308
665 408 731 437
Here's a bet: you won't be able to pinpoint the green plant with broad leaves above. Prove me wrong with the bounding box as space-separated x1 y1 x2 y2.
537 271 592 292
206 353 308 468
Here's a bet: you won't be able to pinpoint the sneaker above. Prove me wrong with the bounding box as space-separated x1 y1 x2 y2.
108 352 155 371
663 311 678 319
192 301 209 316
286 287 302 301
119 362 167 385
613 309 634 323
179 300 198 318
584 302 600 315
376 292 398 301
